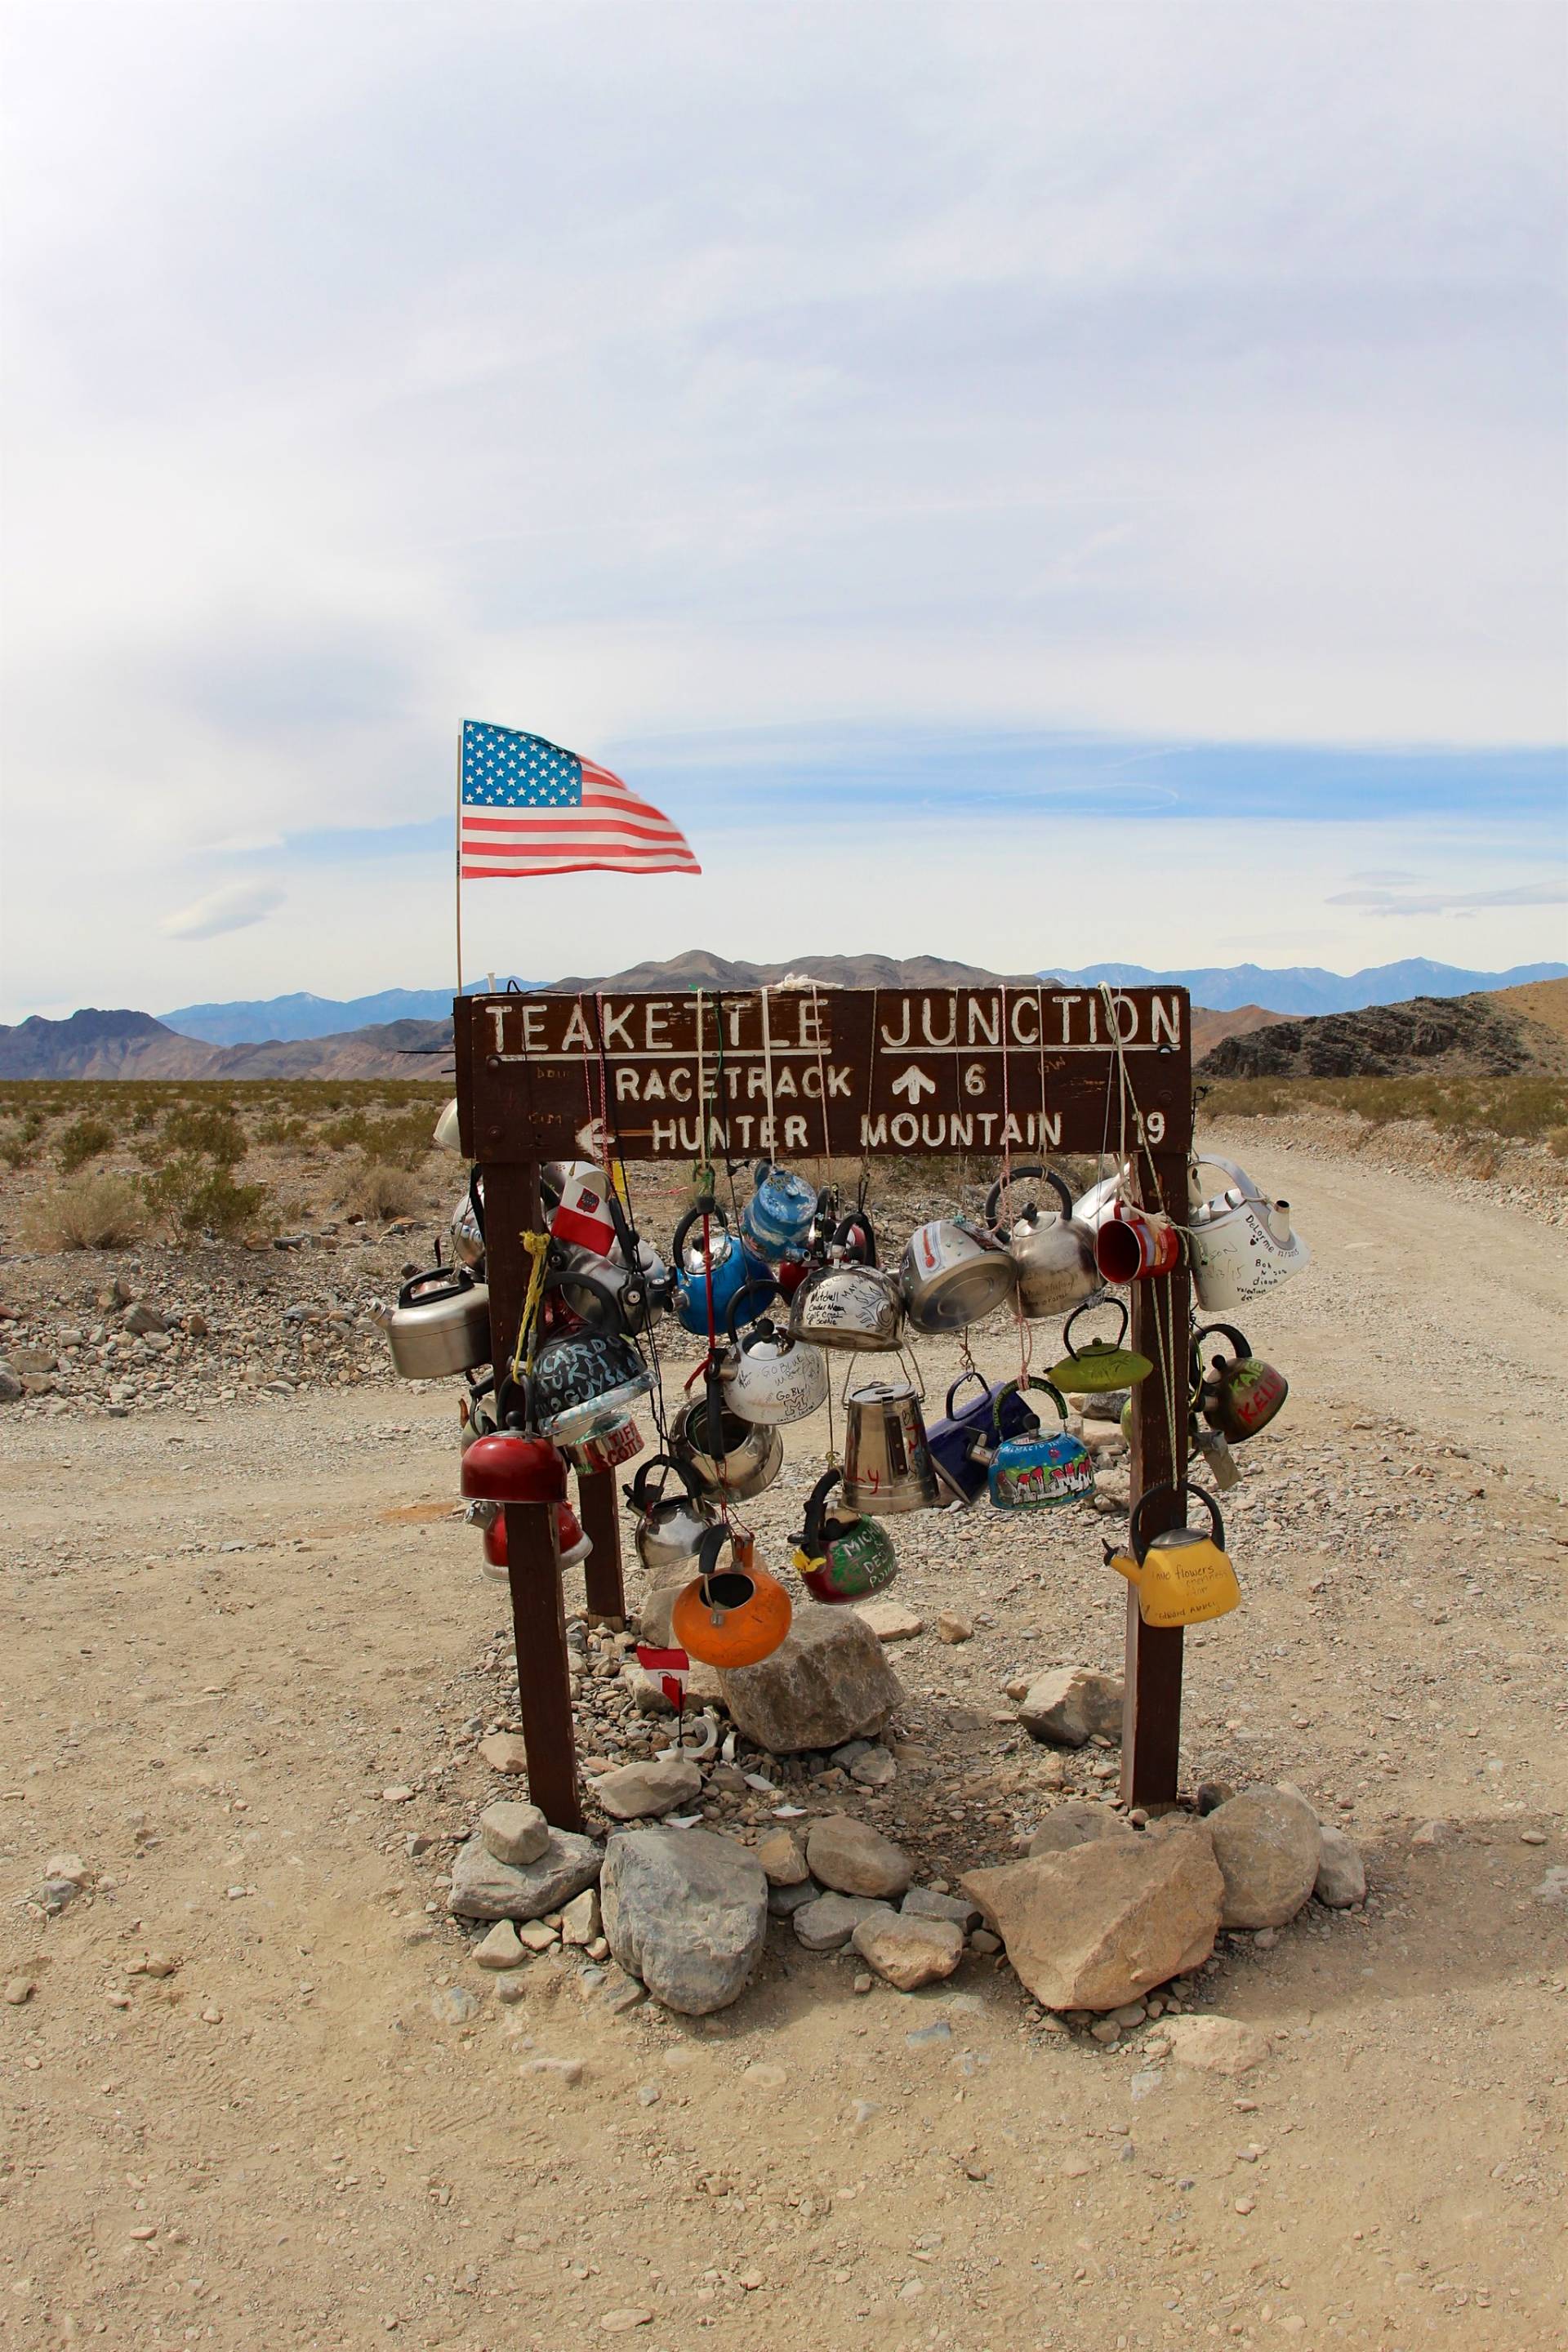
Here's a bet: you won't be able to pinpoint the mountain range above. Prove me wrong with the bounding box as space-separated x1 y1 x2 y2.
156 956 1567 1041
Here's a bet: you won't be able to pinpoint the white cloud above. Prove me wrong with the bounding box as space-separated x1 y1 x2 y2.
161 881 287 942
1326 878 1568 916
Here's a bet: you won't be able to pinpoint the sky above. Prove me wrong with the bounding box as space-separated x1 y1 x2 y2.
1 0 1564 1023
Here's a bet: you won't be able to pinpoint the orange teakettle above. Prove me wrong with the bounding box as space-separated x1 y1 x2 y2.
670 1526 793 1668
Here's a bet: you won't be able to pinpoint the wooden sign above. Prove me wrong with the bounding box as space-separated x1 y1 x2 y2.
457 983 1192 1164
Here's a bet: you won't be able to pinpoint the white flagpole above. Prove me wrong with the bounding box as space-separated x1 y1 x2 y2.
454 728 465 1002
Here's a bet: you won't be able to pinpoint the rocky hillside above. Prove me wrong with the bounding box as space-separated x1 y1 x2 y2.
1197 982 1568 1081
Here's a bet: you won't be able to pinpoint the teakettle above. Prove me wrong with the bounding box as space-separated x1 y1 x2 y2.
460 1428 568 1505
976 1377 1093 1511
788 1219 906 1352
449 1170 485 1271
386 1266 492 1381
1192 1322 1289 1446
791 1468 899 1602
926 1369 1043 1506
1046 1298 1155 1395
1107 1481 1240 1627
899 1218 1018 1334
842 1379 938 1515
740 1161 819 1259
552 1234 664 1335
434 1098 462 1153
670 1526 794 1668
1187 1160 1311 1312
528 1321 653 1447
984 1163 1101 1317
478 1499 592 1576
669 1393 785 1501
670 1201 776 1338
559 1413 645 1475
623 1452 718 1577
719 1283 829 1427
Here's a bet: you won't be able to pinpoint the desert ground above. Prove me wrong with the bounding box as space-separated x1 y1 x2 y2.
2 1122 1566 2352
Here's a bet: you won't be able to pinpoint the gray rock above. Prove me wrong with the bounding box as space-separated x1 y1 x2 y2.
10 1348 57 1374
1027 1802 1138 1857
718 1607 903 1754
448 1829 602 1922
792 1892 897 1952
1532 1866 1568 1909
1313 1824 1366 1909
599 1828 768 2016
1207 1785 1321 1929
122 1303 167 1335
852 1912 964 1990
768 1877 822 1919
592 1756 703 1821
479 1800 550 1868
849 1745 897 1788
1018 1667 1124 1748
430 1985 481 2024
902 1884 982 1931
0 1370 22 1405
805 1814 913 1900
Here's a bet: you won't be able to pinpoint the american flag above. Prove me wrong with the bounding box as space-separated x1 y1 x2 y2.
459 721 701 880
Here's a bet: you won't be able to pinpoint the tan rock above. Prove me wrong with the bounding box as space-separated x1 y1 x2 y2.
1207 1784 1321 1929
479 1732 530 1776
936 1613 973 1645
1161 2013 1271 2076
854 1600 924 1642
1018 1667 1123 1748
960 1824 1223 2011
473 1919 525 1970
719 1608 902 1753
591 1757 702 1821
480 1799 550 1867
850 1912 964 1990
805 1813 912 1900
1027 1802 1138 1857
755 1829 810 1887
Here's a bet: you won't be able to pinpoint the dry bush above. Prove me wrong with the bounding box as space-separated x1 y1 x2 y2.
56 1113 116 1173
20 1173 147 1251
145 1156 274 1242
341 1157 423 1222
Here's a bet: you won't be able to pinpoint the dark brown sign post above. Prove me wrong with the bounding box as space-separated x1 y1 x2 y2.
457 982 1193 1827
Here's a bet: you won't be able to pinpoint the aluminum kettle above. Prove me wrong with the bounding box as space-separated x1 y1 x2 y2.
623 1452 718 1578
984 1162 1101 1318
900 1218 1018 1334
841 1378 938 1515
719 1281 829 1427
789 1217 906 1352
669 1392 785 1502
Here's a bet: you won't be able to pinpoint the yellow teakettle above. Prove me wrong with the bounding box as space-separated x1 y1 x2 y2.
1107 1481 1240 1628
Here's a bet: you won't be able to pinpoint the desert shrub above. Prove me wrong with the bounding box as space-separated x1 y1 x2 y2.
20 1173 147 1251
341 1158 424 1221
145 1155 273 1241
0 1125 37 1170
56 1113 116 1173
1547 1126 1568 1161
163 1104 246 1165
254 1114 310 1146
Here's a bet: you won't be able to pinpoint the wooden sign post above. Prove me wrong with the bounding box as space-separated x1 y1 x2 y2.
456 982 1193 1826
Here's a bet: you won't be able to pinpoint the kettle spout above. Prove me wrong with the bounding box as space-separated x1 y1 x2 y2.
1103 1544 1141 1586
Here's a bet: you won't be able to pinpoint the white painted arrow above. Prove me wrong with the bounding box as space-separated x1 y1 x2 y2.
890 1063 937 1104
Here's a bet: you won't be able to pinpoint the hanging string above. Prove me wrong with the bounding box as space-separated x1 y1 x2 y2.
760 986 777 1167
808 982 834 1189
857 989 880 1211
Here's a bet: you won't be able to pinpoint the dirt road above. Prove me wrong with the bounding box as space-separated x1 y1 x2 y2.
2 1128 1565 2351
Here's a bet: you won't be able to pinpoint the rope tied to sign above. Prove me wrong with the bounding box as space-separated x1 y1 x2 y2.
509 1229 553 1386
1094 981 1185 1487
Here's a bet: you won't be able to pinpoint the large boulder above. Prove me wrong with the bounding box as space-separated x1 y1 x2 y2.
1207 1785 1321 1928
599 1828 768 2016
718 1608 902 1753
448 1829 602 1922
805 1814 913 1900
960 1825 1223 2011
1018 1667 1124 1748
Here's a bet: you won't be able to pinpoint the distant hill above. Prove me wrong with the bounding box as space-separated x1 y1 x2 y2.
159 982 538 1044
0 1008 454 1082
1196 981 1568 1082
1045 959 1567 1016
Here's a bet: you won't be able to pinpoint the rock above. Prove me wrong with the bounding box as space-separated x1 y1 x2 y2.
518 1920 559 1953
523 2056 585 2083
1207 1785 1321 1929
4 1977 36 2005
768 1878 821 1919
902 1885 981 1931
937 1613 973 1645
560 1889 601 1945
970 1927 1001 1955
792 1892 897 1952
185 1310 209 1339
806 1814 912 1900
0 1370 23 1405
851 1912 964 1990
718 1606 902 1753
755 1829 810 1886
480 1799 550 1868
599 2312 653 2336
473 1920 525 1969
1027 1802 1138 1858
960 1825 1223 2011
448 1829 602 1922
1196 1780 1233 1815
1162 2014 1271 2076
849 1744 897 1788
430 1985 481 2025
1313 1825 1366 1908
44 1851 93 1887
122 1303 167 1334
633 1587 681 1650
855 1600 924 1642
1018 1667 1124 1748
11 1348 57 1374
479 1733 530 1776
599 1828 768 2016
592 1756 703 1820
1533 1866 1568 1909
1410 1818 1449 1849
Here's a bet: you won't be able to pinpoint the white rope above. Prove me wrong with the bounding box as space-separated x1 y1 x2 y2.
760 986 777 1163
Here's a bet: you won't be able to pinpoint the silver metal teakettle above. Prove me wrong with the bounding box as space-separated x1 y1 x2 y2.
899 1218 1018 1333
841 1379 939 1516
788 1222 906 1352
719 1282 829 1426
669 1394 785 1502
624 1452 719 1578
984 1163 1101 1317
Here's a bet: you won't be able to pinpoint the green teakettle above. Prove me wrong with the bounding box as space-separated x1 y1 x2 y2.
1047 1298 1154 1395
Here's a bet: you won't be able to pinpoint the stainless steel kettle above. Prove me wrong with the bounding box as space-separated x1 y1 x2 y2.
788 1218 906 1352
623 1452 718 1578
386 1266 492 1381
899 1218 1018 1333
984 1163 1102 1318
669 1394 785 1502
842 1378 939 1515
719 1281 830 1427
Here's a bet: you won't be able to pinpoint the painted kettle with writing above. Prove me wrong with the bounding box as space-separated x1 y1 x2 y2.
1187 1158 1311 1313
973 1377 1094 1512
984 1163 1101 1317
670 1200 775 1338
1191 1322 1289 1446
740 1162 819 1259
925 1369 1042 1506
719 1281 830 1427
528 1270 653 1446
1045 1298 1155 1395
1106 1482 1240 1628
791 1468 900 1603
789 1215 906 1352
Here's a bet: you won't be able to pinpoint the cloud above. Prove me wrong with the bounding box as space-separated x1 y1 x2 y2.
161 881 287 942
1326 879 1568 916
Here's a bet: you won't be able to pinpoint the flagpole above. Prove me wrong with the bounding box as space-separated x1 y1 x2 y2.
454 728 465 1003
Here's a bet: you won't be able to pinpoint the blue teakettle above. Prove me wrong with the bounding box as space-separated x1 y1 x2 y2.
740 1162 819 1260
670 1200 775 1339
926 1369 1042 1506
978 1377 1094 1512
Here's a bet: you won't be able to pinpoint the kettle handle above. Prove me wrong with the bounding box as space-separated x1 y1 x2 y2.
991 1373 1069 1435
1189 1321 1252 1388
672 1197 730 1271
397 1264 475 1310
831 1209 876 1267
799 1467 844 1561
546 1260 634 1338
944 1367 992 1417
983 1163 1073 1227
1062 1294 1129 1359
1130 1480 1224 1565
694 1520 737 1585
726 1276 782 1348
493 1368 531 1432
467 1167 486 1241
624 1450 700 1514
